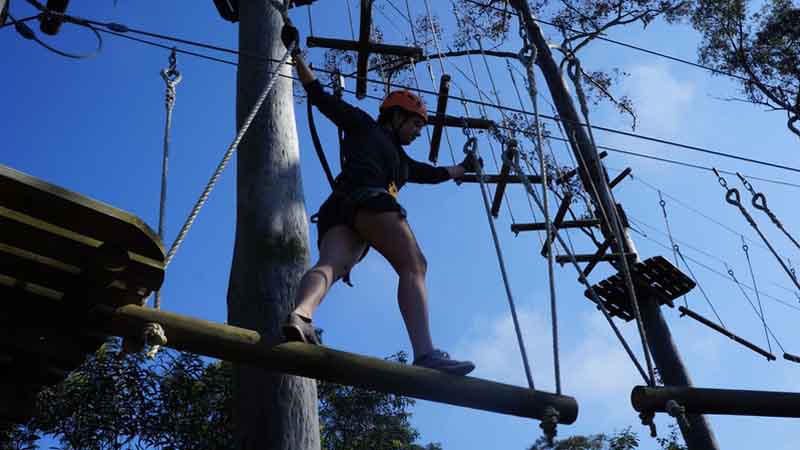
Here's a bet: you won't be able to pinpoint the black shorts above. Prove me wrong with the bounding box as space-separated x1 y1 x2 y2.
313 190 407 251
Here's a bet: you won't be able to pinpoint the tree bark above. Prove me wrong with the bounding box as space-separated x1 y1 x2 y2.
228 2 320 449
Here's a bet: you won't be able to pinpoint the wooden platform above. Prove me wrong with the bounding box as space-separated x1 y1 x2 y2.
0 164 165 423
584 256 695 321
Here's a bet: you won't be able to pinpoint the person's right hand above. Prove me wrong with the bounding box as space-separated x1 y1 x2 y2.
281 24 301 55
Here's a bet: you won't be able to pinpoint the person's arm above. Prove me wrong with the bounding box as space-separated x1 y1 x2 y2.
294 52 316 86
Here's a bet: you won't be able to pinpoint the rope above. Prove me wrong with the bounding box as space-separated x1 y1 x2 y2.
518 41 561 394
713 169 800 292
463 136 536 390
564 48 657 386
741 237 772 354
164 41 296 266
674 244 726 329
507 148 652 385
737 173 800 253
726 263 786 353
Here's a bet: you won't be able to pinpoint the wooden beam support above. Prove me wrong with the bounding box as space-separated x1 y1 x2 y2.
555 151 608 185
632 385 800 418
92 304 579 423
581 237 613 278
426 114 494 130
537 193 572 256
428 74 451 164
459 174 542 184
609 167 632 189
555 253 627 265
306 37 424 58
491 140 517 218
512 219 599 234
678 306 775 361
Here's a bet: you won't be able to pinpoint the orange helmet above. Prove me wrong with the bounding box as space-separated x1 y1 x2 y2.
380 90 427 121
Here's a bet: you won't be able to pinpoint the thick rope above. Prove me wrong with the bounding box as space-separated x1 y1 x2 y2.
713 169 800 292
738 173 800 253
165 42 296 266
463 136 536 390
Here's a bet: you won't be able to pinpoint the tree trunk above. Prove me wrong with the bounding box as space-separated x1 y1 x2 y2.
228 2 320 449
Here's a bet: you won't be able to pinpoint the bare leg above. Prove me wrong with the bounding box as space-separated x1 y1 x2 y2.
293 225 367 319
354 210 434 359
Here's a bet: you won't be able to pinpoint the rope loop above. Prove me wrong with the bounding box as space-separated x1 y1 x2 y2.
725 188 742 207
752 192 769 212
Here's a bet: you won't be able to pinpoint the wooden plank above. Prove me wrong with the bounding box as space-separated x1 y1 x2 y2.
0 327 95 368
0 242 81 294
93 304 580 424
0 207 164 293
513 219 599 233
0 164 164 261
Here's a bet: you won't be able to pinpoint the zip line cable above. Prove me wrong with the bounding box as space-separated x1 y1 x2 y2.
741 237 772 354
629 220 800 313
45 10 800 177
737 174 800 252
674 244 727 328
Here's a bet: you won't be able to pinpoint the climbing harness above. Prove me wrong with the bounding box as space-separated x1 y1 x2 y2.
713 169 800 291
737 173 800 252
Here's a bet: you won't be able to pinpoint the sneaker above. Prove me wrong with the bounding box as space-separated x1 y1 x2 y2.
282 312 321 345
412 349 475 376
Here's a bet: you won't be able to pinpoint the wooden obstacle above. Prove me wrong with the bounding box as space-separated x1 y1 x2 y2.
632 385 800 418
0 164 165 423
0 164 578 426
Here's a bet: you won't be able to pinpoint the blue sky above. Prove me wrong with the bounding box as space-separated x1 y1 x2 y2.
4 1 800 449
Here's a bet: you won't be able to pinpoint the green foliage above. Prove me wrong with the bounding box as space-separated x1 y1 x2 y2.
527 425 686 450
691 0 800 138
5 344 438 450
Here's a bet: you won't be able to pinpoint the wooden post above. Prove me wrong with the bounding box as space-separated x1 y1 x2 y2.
429 74 451 163
92 303 579 424
356 0 373 98
509 2 719 448
490 140 517 218
234 2 320 448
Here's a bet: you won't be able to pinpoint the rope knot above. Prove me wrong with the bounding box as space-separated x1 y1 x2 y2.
539 407 559 445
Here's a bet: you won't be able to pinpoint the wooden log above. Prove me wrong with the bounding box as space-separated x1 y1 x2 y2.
491 141 516 218
512 220 599 233
632 385 800 418
356 0 373 98
93 304 579 423
305 37 424 58
460 174 542 184
426 114 494 130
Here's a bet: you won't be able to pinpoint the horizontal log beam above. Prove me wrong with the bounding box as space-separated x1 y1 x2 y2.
306 37 423 58
426 114 494 130
631 385 800 418
93 304 578 423
555 253 627 264
678 306 775 360
460 174 542 184
512 219 600 233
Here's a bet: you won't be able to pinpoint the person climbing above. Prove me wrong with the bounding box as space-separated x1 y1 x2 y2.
280 25 481 376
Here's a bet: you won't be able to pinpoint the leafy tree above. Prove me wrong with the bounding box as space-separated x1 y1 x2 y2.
691 0 800 139
4 343 439 450
527 426 685 450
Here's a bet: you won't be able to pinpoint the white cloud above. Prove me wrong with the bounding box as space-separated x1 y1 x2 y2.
625 63 695 135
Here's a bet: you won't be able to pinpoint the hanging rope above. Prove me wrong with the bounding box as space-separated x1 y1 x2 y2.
463 134 536 390
673 244 726 328
737 173 800 253
164 37 297 266
713 169 800 291
741 237 772 354
517 41 561 395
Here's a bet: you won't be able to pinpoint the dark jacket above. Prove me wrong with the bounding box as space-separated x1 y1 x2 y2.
304 80 450 196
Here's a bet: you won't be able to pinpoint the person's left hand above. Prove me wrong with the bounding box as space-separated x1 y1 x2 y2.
459 152 483 173
281 24 301 55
